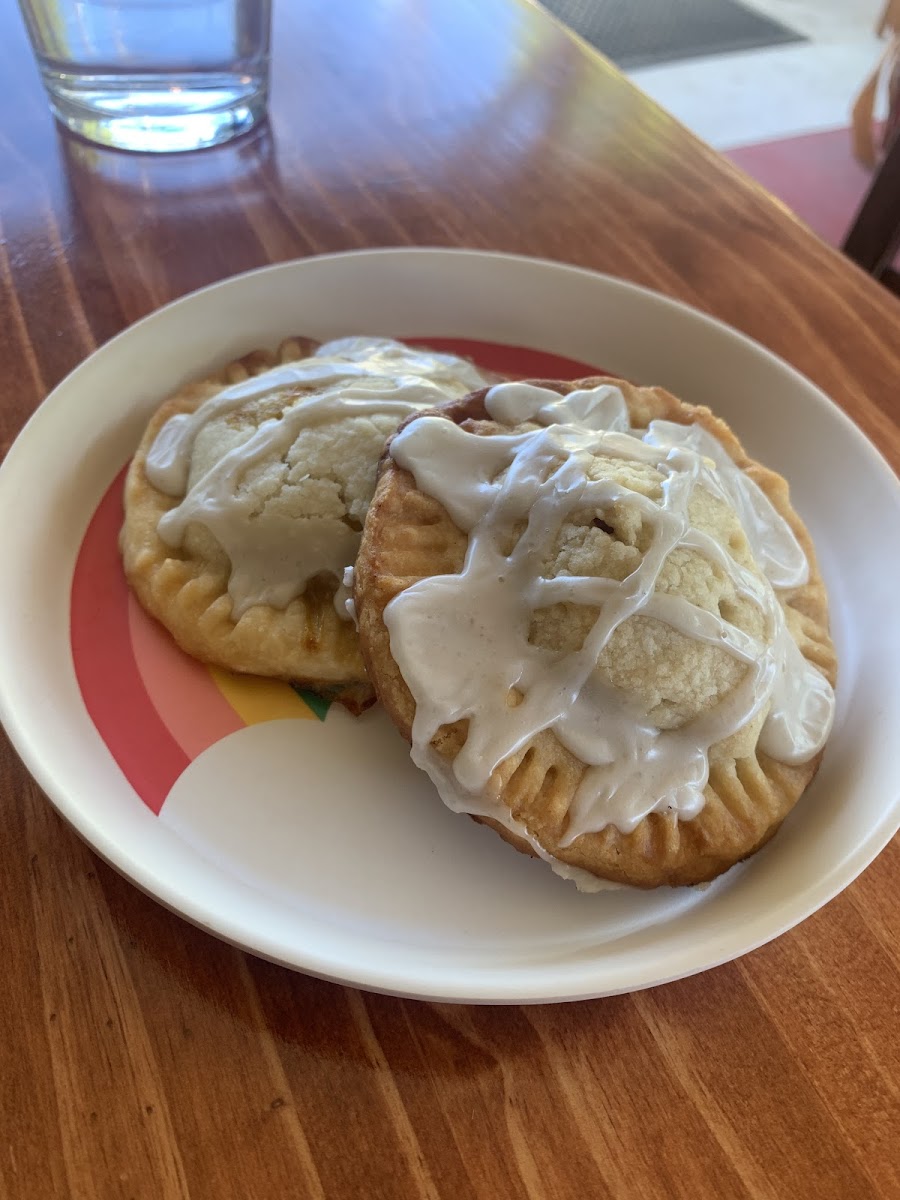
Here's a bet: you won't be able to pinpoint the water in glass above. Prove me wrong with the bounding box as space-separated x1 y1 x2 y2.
18 0 271 153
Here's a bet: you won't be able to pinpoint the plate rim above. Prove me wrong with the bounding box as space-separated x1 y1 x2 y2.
1 246 899 1004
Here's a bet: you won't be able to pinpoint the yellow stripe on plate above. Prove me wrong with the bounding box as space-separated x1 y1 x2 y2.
209 667 318 724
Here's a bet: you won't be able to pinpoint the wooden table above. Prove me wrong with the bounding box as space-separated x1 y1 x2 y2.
2 2 899 1197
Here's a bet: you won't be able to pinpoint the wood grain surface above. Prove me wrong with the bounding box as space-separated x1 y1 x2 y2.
1 1 899 1197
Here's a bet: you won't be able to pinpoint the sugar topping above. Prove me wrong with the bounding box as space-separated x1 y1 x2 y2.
384 382 834 886
145 337 488 617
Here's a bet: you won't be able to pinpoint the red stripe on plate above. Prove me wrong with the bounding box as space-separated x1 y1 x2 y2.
127 593 245 762
70 468 189 815
409 338 605 380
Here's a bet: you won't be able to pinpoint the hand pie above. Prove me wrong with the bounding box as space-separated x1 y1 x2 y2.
121 337 491 709
355 377 837 887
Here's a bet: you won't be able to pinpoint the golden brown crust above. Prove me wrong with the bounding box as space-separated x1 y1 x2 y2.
355 377 837 888
121 338 374 703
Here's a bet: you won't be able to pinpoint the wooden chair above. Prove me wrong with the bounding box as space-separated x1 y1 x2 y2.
842 127 900 289
845 0 900 289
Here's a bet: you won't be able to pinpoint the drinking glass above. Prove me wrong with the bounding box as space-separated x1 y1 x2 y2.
17 0 271 153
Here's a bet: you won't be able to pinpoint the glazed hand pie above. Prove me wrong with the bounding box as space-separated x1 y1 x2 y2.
121 336 491 708
354 377 837 888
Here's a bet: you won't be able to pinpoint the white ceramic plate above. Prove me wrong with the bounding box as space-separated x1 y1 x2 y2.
1 249 898 1004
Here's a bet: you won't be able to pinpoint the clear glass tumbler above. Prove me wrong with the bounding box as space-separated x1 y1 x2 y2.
17 0 271 153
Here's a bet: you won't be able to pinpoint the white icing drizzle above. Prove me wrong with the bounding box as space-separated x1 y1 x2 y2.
757 623 836 764
643 420 809 589
337 566 358 627
384 382 835 880
145 338 488 618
